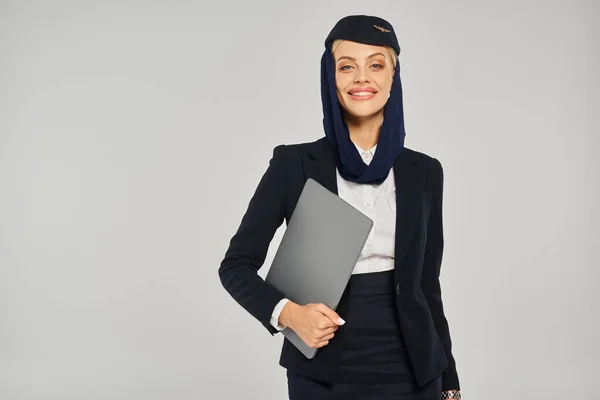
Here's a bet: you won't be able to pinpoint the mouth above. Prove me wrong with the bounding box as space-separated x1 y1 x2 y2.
347 88 378 100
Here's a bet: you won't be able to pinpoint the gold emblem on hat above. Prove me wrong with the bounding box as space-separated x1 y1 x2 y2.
373 25 391 33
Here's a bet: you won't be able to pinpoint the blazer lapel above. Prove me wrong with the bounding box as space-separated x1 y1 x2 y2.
302 138 424 275
302 137 338 195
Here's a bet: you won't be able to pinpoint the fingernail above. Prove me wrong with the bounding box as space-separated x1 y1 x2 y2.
338 317 345 325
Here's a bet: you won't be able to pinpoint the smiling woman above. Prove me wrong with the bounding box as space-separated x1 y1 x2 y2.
218 14 461 400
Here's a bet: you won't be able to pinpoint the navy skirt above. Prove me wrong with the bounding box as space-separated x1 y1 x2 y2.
286 270 442 400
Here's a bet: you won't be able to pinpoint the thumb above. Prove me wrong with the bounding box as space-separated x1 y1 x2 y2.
316 303 345 326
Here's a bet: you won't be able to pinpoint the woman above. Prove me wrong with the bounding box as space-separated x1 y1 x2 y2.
218 15 461 400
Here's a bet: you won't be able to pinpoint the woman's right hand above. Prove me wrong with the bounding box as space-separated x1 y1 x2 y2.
280 302 345 349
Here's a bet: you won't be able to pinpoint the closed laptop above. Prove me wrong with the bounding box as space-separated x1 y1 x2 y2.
265 178 373 359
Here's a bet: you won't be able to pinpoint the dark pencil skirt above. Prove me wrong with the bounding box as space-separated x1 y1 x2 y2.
286 270 443 400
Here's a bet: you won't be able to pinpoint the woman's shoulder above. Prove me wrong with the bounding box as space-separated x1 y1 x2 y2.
403 146 436 161
274 137 327 153
269 137 329 162
402 147 445 184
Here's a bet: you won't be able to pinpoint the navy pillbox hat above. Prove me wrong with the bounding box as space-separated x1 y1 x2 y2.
324 15 400 55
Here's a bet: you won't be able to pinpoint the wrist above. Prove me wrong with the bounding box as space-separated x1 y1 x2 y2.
279 301 299 329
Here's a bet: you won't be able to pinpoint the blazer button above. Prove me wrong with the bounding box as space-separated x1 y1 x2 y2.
396 284 400 294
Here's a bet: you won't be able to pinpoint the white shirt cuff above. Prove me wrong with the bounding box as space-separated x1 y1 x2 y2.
270 298 290 330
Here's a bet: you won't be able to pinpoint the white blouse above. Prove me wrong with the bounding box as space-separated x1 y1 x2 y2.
270 142 396 330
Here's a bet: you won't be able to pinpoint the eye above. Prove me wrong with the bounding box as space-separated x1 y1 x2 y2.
338 65 353 71
371 63 385 69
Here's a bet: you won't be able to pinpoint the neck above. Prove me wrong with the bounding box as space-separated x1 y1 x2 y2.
343 109 384 150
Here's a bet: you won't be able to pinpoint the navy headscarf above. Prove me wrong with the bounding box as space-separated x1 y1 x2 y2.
320 15 407 185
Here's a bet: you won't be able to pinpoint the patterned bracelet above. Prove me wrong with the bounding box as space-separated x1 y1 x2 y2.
441 390 461 399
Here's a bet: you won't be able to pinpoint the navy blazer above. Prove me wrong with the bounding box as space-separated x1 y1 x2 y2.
218 137 460 391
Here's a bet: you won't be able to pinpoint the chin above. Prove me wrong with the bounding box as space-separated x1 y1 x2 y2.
342 105 385 119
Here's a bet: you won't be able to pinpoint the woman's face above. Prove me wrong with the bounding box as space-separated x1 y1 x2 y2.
333 40 395 120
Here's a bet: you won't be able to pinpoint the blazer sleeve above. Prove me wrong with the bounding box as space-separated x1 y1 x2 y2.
421 157 461 391
218 145 289 336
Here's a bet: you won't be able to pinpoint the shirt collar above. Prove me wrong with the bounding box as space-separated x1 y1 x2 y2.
353 142 377 165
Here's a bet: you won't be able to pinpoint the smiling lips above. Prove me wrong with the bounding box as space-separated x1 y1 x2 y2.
347 87 378 100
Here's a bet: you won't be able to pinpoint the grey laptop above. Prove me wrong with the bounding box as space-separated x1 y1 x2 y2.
265 178 374 359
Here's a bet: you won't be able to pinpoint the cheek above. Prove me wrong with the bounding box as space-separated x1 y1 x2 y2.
335 74 351 92
335 82 347 104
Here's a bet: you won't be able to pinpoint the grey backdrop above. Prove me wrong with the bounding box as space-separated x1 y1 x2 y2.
1 1 598 399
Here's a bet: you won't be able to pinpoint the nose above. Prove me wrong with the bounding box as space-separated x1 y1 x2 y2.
354 74 370 84
353 66 371 84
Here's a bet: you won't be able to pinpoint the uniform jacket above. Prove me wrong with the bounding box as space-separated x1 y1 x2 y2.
218 137 460 390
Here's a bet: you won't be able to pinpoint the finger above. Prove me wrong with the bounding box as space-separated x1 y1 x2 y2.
307 339 327 349
315 315 335 329
316 326 338 337
322 326 339 334
315 332 335 341
315 304 345 326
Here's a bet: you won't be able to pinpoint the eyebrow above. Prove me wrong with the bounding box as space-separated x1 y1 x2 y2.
335 52 388 63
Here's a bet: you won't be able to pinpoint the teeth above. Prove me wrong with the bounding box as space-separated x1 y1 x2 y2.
350 91 375 96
